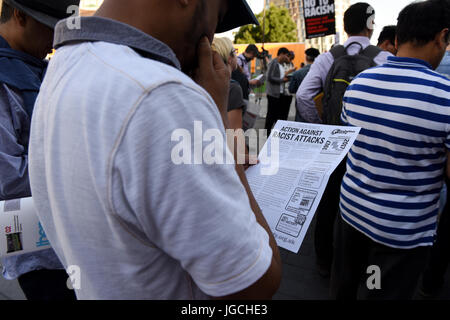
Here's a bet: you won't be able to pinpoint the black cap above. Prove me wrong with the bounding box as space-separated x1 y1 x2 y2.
4 0 81 29
216 0 259 33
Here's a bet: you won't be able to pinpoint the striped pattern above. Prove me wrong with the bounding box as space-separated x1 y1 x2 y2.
340 56 450 248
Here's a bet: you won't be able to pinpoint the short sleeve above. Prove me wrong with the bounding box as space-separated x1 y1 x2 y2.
111 82 272 297
341 95 349 126
227 82 245 112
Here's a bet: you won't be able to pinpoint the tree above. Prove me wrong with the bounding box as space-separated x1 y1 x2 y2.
234 4 298 44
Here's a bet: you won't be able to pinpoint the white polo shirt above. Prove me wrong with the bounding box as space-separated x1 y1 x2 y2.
29 17 272 300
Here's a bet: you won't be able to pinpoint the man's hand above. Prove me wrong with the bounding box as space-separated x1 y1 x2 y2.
193 37 230 123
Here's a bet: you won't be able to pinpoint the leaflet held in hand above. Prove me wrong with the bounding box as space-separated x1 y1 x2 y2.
246 121 360 253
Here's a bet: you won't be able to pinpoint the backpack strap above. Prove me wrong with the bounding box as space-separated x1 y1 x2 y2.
330 45 347 60
361 45 382 62
344 41 364 54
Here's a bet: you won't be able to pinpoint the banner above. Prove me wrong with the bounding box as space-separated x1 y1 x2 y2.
303 0 336 39
0 197 51 258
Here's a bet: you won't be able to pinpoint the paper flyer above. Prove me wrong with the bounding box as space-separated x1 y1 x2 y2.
246 120 360 253
0 197 51 258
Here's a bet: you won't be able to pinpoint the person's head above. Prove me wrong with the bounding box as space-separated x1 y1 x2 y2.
344 2 375 39
288 51 295 63
305 48 320 64
377 25 397 55
0 1 53 59
396 0 450 69
95 0 257 74
243 44 259 61
277 47 290 64
212 37 237 72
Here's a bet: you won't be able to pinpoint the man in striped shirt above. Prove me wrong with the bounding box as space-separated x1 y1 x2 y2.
331 0 450 299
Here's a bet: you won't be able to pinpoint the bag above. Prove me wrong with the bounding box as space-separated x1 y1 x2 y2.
322 42 381 125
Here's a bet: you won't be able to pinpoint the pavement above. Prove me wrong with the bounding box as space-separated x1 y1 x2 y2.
1 97 449 300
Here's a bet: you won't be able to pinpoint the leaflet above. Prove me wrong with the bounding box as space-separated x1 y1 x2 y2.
246 121 360 253
0 197 51 258
253 74 264 81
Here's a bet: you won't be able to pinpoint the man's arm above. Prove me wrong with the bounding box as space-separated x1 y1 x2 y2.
267 60 286 85
217 163 281 299
296 53 333 123
0 84 31 200
193 37 281 299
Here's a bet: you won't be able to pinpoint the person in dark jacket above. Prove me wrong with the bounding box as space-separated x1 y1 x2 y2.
264 47 291 136
0 0 79 300
289 48 320 122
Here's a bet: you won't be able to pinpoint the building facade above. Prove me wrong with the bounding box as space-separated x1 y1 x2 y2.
269 0 350 52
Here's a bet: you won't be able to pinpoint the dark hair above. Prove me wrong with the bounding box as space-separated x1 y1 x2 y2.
277 47 289 56
377 25 397 46
288 50 295 59
344 2 374 36
0 2 14 24
245 44 259 55
397 0 450 46
305 48 320 61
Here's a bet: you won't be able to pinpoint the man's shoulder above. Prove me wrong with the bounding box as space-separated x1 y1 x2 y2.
58 41 198 94
268 58 278 69
294 65 311 75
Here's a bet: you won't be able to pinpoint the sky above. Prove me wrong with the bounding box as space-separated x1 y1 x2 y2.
219 0 416 45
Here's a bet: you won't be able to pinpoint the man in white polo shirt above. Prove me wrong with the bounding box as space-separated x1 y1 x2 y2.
28 0 281 300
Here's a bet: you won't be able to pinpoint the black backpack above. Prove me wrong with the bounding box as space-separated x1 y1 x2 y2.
322 42 381 125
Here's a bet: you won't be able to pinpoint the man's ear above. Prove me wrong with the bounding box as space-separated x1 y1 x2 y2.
13 8 27 27
436 28 449 50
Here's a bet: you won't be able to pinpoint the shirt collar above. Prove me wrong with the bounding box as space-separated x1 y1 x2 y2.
54 16 181 70
386 56 433 70
0 35 11 49
344 36 371 48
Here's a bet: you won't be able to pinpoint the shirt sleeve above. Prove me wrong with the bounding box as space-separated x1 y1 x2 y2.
341 92 349 126
0 84 31 200
267 60 284 85
111 83 272 297
237 55 245 69
227 82 245 112
296 53 333 124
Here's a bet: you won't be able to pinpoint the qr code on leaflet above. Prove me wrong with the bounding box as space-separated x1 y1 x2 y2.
285 188 318 215
6 232 23 254
300 197 313 209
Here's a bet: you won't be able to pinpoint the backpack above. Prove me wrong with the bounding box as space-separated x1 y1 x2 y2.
322 42 381 125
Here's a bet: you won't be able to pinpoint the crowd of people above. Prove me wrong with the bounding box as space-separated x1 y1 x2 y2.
0 0 449 301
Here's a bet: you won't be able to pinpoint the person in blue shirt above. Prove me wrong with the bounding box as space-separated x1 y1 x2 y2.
0 0 79 300
436 45 450 78
331 0 450 300
288 48 320 122
420 44 450 298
